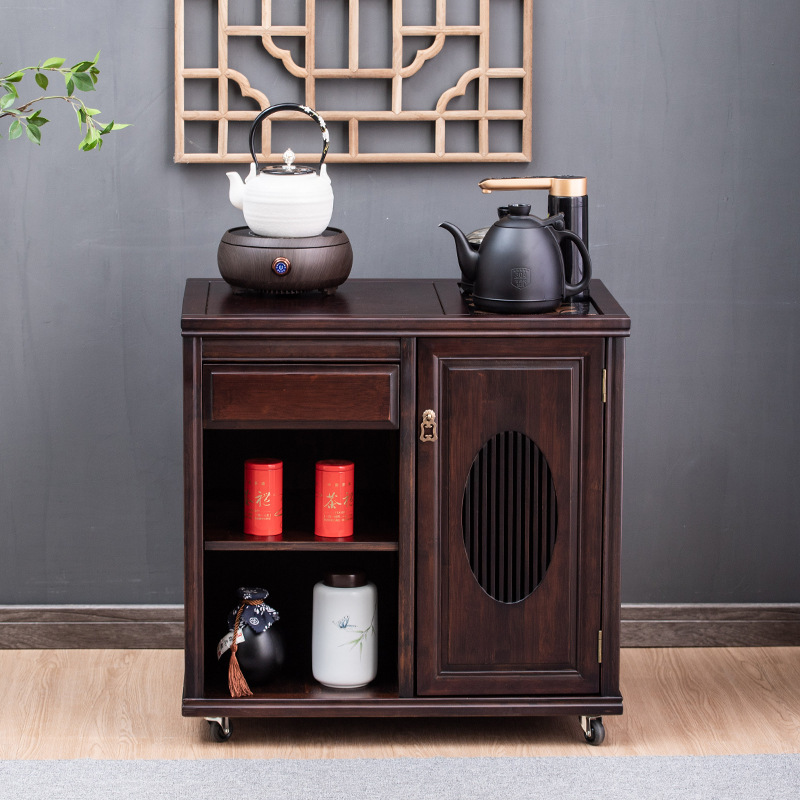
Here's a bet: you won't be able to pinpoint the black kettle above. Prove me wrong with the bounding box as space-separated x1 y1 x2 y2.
440 203 592 314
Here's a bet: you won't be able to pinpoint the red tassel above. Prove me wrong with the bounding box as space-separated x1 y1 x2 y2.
227 599 260 698
228 646 253 698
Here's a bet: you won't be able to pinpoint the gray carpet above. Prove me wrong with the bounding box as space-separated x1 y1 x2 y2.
1 754 798 799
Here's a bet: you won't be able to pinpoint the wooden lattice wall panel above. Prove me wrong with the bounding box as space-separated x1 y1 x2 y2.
175 0 532 163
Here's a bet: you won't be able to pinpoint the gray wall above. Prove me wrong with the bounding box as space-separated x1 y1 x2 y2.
2 1 798 605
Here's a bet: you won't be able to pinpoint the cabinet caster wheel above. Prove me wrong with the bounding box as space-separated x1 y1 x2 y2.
580 715 605 746
206 717 232 742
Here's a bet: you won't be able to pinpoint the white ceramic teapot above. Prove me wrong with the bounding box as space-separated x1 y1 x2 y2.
227 103 333 238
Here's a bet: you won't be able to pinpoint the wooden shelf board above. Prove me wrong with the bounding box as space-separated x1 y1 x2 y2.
205 528 399 551
201 676 401 703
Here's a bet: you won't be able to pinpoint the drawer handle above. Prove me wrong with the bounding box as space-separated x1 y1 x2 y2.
420 409 438 442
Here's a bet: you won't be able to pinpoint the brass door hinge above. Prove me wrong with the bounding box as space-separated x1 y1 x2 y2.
598 630 603 663
602 369 607 404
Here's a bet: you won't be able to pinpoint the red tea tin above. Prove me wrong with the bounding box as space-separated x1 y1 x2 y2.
244 459 283 537
314 460 354 538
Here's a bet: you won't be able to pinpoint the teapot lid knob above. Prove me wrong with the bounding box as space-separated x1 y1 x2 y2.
506 203 531 216
283 148 296 171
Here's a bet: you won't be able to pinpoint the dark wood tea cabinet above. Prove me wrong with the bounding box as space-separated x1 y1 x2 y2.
182 278 630 744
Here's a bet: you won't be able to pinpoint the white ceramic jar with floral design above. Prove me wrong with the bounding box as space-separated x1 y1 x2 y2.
312 571 377 688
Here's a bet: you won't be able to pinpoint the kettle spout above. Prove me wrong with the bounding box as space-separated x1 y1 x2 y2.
439 222 479 284
226 163 256 211
226 171 245 210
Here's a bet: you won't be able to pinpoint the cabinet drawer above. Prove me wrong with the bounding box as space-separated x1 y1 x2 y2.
203 365 399 428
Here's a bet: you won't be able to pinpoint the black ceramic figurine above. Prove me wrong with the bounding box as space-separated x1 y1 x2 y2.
219 587 285 697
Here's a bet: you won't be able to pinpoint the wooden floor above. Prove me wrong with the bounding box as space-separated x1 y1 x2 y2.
1 647 798 759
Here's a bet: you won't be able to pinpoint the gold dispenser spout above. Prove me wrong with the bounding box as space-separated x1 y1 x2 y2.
479 176 587 197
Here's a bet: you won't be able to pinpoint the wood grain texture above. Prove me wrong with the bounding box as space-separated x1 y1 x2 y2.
600 336 625 696
0 606 183 649
415 338 606 697
0 647 797 758
203 364 399 429
397 337 417 698
201 338 402 362
175 0 533 162
182 278 629 720
621 604 800 647
180 279 632 338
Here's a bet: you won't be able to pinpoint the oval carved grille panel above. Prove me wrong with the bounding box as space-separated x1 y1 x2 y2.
462 431 558 604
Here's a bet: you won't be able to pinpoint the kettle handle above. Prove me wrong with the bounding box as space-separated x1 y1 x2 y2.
553 229 592 297
248 102 330 170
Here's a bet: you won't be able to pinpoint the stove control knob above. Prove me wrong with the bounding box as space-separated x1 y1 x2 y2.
272 257 291 276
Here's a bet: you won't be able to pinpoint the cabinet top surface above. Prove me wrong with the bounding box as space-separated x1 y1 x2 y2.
182 279 629 336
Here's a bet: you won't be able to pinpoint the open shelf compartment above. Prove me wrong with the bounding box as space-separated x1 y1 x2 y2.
202 428 401 549
202 549 399 701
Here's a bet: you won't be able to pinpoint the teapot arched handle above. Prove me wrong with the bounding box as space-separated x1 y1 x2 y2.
248 102 330 170
553 229 592 297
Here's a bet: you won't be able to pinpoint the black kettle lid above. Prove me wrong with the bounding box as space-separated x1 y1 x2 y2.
495 203 541 228
504 203 532 217
495 204 565 230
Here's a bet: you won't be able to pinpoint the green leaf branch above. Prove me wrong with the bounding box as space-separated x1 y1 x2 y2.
1 53 128 151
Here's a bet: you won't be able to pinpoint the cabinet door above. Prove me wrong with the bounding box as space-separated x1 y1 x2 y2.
416 338 605 696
